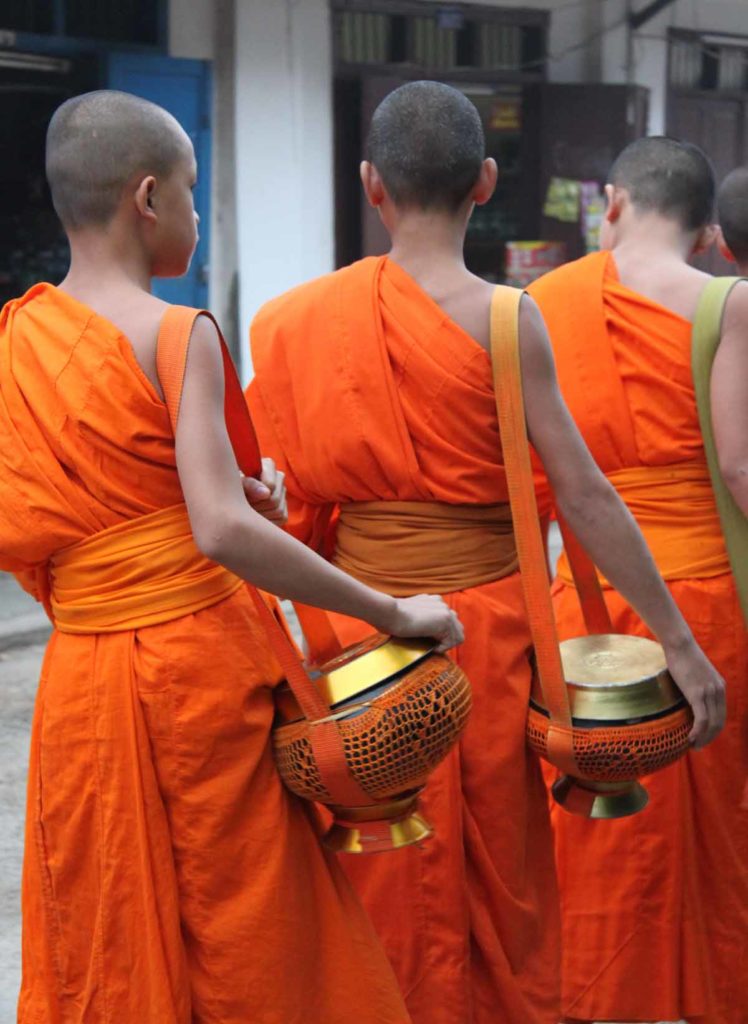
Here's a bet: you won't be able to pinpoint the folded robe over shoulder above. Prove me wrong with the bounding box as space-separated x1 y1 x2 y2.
529 251 748 1024
0 283 410 1024
248 255 561 1024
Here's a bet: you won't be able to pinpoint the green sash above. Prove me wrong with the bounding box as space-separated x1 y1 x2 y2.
692 276 748 624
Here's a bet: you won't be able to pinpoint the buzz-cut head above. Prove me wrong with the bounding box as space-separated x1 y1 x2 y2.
46 90 192 230
717 166 748 263
366 81 485 212
607 136 715 232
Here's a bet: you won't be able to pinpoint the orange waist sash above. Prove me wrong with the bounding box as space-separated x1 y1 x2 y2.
49 502 243 634
558 461 730 587
332 500 518 597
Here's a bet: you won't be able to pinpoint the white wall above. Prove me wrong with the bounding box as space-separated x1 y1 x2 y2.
234 0 334 377
168 0 215 60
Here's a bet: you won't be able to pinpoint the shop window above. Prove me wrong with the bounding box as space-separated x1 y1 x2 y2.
0 0 164 47
2 1 54 34
66 0 160 45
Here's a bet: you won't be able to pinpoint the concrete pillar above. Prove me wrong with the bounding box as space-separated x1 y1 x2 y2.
234 0 334 379
210 0 240 360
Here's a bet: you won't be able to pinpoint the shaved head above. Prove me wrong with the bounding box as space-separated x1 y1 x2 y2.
717 167 748 263
608 136 715 232
367 81 484 212
46 90 192 230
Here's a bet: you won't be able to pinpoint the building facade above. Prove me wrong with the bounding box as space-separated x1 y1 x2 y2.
2 0 748 375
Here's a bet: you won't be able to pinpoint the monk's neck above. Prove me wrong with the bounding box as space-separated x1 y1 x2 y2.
388 211 468 279
61 229 154 298
610 215 696 265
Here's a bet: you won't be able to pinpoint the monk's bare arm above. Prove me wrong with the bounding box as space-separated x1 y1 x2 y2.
518 295 725 747
712 282 748 515
172 316 463 649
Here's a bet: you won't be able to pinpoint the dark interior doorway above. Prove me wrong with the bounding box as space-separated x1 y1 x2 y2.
0 56 98 306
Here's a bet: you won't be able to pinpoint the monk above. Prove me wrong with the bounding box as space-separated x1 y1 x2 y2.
529 138 748 1024
247 83 726 1024
0 89 466 1024
717 165 748 277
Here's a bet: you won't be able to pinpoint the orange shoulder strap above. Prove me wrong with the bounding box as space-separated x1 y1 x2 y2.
489 286 578 775
157 306 264 479
156 305 373 808
159 306 345 665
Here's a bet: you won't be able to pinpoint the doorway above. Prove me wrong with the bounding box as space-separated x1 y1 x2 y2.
0 54 97 307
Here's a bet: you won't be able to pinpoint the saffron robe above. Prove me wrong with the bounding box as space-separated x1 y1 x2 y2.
0 283 410 1024
529 251 748 1024
248 255 561 1024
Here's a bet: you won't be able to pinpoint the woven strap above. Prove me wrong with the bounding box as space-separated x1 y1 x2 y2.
156 306 373 807
692 277 748 625
489 287 578 776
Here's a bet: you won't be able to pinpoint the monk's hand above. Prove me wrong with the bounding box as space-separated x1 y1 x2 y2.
664 636 726 749
387 594 464 653
242 458 288 525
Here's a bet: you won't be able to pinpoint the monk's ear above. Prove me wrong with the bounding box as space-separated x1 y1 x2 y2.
604 183 622 224
360 160 385 208
134 175 158 223
714 225 736 263
692 223 718 257
473 158 498 206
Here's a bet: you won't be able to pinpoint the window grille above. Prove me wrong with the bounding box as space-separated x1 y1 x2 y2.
335 4 544 76
480 22 521 71
669 32 748 93
339 11 390 64
411 15 456 70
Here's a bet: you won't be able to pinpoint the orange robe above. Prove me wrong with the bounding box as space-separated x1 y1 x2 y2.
0 283 410 1024
529 251 748 1024
247 255 561 1024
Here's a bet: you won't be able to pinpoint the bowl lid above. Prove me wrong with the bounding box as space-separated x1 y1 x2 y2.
531 634 684 722
313 635 435 709
561 634 666 686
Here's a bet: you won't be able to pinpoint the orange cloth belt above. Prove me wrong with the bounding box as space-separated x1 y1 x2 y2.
557 461 730 587
332 500 518 597
49 502 243 634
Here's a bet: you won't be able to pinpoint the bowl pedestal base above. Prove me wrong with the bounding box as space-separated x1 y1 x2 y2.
324 790 432 854
552 775 649 819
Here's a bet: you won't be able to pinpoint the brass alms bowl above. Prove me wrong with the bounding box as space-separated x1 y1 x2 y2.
527 634 693 819
273 633 472 852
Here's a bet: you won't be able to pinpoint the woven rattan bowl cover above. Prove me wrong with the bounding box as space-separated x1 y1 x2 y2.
526 704 693 783
273 652 472 804
527 635 693 783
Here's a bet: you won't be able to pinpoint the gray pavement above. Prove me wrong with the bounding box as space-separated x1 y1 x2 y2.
0 641 42 1022
0 573 50 653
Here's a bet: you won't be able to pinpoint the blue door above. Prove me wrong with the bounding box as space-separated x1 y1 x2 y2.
107 53 211 307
